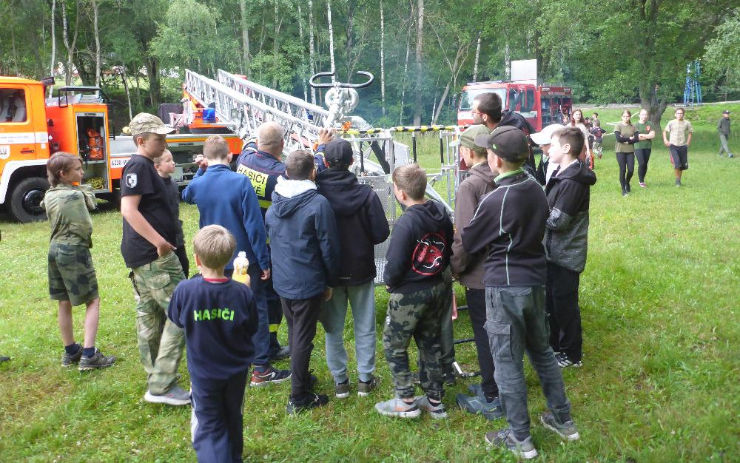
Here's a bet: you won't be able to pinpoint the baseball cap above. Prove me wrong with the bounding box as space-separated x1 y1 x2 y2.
129 113 175 136
530 123 565 146
474 125 529 163
323 138 354 167
452 124 489 156
723 110 730 115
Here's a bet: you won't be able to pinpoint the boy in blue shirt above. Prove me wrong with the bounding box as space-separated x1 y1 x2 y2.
182 135 290 386
168 225 258 463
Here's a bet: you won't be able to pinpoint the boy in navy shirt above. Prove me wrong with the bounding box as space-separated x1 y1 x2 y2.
168 225 258 463
462 126 579 459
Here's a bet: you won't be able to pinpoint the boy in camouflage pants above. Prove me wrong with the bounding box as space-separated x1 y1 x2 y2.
120 113 189 406
375 164 454 419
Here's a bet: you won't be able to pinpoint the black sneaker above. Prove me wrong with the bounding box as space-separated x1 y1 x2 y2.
335 380 350 399
61 346 83 367
269 345 291 362
0 355 9 363
540 411 580 441
78 349 116 371
357 376 378 397
286 393 329 414
556 352 583 368
250 367 291 387
485 428 538 460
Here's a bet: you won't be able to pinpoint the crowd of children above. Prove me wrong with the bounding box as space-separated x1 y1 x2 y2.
42 97 605 461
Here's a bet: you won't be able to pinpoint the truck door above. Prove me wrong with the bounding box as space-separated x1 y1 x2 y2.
0 86 40 163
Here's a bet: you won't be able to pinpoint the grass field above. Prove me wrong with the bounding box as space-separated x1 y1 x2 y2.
0 106 738 462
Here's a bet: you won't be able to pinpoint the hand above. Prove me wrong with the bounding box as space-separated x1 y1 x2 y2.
318 128 335 145
194 154 208 170
260 268 271 280
663 140 670 147
323 287 333 301
156 239 176 257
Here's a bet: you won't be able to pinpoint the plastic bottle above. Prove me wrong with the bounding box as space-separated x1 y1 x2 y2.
232 251 250 286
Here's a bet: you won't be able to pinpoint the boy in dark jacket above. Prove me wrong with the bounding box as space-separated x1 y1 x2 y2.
449 125 502 419
154 149 189 277
265 150 340 414
544 127 597 368
182 135 290 386
168 225 258 463
462 126 578 460
316 138 390 398
376 164 454 420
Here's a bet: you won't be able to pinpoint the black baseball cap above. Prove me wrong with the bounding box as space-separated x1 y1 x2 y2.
323 138 354 167
723 110 730 115
474 126 529 162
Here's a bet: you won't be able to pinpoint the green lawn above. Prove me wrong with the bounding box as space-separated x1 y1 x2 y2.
0 107 738 462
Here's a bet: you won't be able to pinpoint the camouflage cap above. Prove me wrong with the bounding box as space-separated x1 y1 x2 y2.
455 124 490 156
129 113 174 136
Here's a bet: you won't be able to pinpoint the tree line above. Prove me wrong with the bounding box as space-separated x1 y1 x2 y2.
1 0 738 129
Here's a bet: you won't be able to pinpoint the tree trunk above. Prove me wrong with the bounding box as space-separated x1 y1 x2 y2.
61 0 80 86
297 3 308 102
345 3 355 81
327 0 336 77
147 57 161 108
399 23 412 125
431 81 451 125
271 1 283 89
240 0 250 77
380 0 386 116
308 0 316 104
412 0 424 126
92 0 101 89
121 67 133 121
472 32 481 82
49 0 57 97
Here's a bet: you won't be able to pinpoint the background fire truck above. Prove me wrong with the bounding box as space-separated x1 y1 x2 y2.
457 59 573 132
0 76 240 223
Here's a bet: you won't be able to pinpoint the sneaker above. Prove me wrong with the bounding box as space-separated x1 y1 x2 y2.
61 346 82 367
144 385 191 406
78 349 116 371
675 179 682 187
729 154 734 158
639 182 646 188
250 367 291 387
415 395 448 419
443 371 457 386
485 428 538 460
269 345 291 361
0 355 9 363
467 383 484 397
456 393 504 420
286 392 329 414
357 376 378 397
626 183 631 193
556 352 583 368
374 397 421 418
335 380 350 399
540 411 580 441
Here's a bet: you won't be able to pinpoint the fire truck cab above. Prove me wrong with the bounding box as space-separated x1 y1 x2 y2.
458 80 573 132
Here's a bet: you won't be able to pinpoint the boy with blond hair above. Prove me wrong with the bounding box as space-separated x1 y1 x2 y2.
168 225 258 463
182 135 290 386
376 164 454 420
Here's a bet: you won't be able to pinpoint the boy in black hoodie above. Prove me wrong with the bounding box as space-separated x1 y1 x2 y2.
316 138 390 398
462 126 578 460
376 164 454 420
543 127 597 368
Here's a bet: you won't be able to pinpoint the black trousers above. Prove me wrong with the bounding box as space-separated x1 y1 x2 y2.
545 262 583 362
191 371 248 463
465 288 499 398
281 295 323 402
635 148 651 183
616 152 635 191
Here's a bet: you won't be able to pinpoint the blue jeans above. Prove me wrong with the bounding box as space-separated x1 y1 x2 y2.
485 286 572 440
226 265 270 370
320 281 376 383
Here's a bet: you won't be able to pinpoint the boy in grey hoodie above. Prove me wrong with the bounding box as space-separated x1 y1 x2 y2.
450 125 502 419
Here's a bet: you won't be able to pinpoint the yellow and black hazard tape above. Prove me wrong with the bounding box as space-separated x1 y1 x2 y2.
339 125 460 135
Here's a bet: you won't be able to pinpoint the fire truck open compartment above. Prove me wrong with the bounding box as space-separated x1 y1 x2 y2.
75 112 109 192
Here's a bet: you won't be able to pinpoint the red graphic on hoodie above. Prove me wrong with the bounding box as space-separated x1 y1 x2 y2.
412 232 447 276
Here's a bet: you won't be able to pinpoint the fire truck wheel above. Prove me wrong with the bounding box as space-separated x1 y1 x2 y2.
9 177 49 223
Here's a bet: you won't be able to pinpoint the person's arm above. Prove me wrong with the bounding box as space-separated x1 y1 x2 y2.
240 180 271 279
686 122 693 146
450 182 477 275
546 181 583 231
366 193 390 245
181 176 198 204
121 194 175 256
663 122 671 146
614 130 632 143
383 218 415 289
79 184 97 211
639 124 656 140
462 195 502 255
316 200 340 287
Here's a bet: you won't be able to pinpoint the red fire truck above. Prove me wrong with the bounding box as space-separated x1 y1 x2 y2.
457 80 573 132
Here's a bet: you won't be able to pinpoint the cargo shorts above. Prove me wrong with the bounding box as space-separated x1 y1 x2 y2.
48 242 99 306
